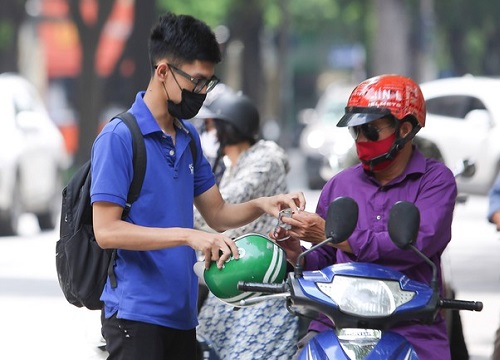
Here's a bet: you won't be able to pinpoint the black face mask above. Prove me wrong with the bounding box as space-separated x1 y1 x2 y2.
167 89 206 120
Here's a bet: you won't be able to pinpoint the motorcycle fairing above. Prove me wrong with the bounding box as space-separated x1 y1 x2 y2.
298 329 418 360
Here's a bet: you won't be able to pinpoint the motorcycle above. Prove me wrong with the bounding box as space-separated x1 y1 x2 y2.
237 197 483 359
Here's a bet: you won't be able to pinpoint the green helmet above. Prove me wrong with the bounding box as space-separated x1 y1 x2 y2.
197 233 287 307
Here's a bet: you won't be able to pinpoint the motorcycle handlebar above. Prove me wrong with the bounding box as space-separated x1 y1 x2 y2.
440 299 483 312
237 281 287 294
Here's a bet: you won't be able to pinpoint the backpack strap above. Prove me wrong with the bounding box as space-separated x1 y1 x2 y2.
107 111 147 289
117 112 147 214
187 131 198 167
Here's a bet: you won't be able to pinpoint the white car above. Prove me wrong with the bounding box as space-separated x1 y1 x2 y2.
0 73 70 235
418 75 500 195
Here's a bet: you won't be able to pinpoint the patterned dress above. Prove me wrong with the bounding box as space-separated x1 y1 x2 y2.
195 140 298 360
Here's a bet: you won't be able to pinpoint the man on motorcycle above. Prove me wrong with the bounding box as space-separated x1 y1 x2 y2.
272 74 457 359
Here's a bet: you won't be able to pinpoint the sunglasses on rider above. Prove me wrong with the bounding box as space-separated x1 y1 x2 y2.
348 122 395 142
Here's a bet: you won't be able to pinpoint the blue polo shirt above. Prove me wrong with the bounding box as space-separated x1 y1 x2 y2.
90 92 215 330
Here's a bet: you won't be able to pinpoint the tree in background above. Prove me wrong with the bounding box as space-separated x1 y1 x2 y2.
68 0 114 166
67 0 230 167
67 0 156 167
0 0 27 72
226 1 265 107
104 1 156 118
435 0 500 76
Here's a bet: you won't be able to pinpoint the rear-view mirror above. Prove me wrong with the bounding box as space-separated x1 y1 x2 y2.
388 201 420 249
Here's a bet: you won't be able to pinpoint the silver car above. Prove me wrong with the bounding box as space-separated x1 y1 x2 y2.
0 73 70 235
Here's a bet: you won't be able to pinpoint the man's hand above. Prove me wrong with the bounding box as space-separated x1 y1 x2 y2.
261 192 306 218
268 210 325 266
268 230 303 266
281 210 326 245
279 210 354 253
187 231 239 269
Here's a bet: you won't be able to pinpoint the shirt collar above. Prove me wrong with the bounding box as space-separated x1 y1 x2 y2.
403 145 427 176
388 146 426 186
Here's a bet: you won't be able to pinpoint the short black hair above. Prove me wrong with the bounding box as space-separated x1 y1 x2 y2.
148 12 222 71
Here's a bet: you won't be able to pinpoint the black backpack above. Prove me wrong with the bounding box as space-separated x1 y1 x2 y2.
55 112 147 310
56 112 199 310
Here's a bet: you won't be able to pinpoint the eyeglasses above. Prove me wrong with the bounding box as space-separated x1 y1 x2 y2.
167 64 220 93
348 123 394 142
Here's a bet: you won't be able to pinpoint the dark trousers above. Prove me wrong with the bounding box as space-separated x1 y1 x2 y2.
102 313 197 360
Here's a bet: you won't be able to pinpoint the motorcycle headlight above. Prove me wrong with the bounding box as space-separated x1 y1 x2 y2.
317 275 415 317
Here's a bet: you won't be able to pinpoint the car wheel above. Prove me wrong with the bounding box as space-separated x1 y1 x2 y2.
36 171 62 231
305 156 327 190
307 175 326 190
0 181 22 236
36 209 58 231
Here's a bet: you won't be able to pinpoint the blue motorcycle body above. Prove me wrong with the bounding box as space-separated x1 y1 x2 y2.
293 262 434 360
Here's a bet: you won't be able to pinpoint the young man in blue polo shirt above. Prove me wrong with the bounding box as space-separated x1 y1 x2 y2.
90 12 305 360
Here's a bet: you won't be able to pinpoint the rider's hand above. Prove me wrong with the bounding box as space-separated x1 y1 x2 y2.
269 229 303 265
280 210 326 245
271 225 290 242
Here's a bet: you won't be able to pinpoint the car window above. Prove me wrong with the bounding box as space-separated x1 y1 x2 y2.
426 95 486 119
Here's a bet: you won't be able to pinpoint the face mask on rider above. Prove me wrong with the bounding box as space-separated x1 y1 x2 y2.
355 132 397 171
